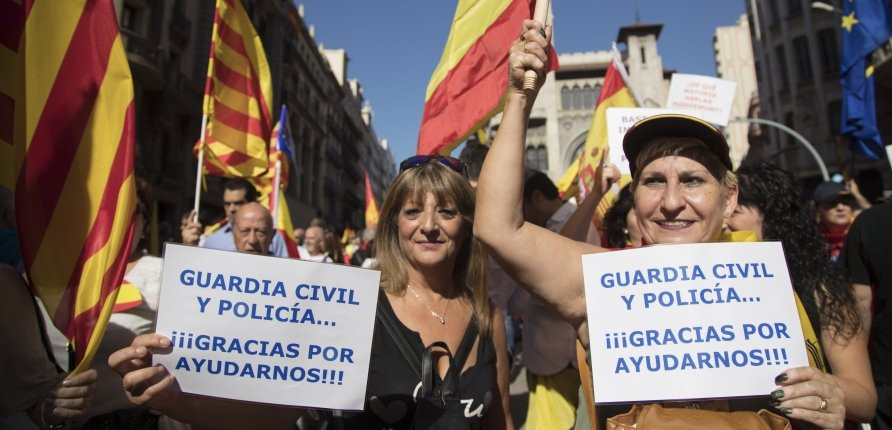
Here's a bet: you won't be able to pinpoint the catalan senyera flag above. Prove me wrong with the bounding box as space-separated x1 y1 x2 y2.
196 0 272 177
252 110 300 258
364 172 380 228
558 46 637 227
417 0 558 155
14 0 137 373
0 0 22 189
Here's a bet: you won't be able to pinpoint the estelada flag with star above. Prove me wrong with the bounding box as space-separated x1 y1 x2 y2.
417 0 558 155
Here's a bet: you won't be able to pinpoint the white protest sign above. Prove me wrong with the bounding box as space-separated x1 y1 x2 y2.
605 107 704 174
582 241 809 403
665 73 737 126
154 244 380 410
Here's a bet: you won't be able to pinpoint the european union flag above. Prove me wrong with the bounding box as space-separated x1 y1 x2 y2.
276 104 296 162
840 0 892 159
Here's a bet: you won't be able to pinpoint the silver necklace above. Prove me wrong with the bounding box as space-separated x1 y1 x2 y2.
407 284 451 325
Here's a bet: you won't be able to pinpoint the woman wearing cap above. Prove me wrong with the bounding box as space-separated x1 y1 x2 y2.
475 20 847 429
726 163 876 422
108 156 513 429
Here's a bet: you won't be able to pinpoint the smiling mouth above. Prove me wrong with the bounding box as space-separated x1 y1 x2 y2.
656 220 693 230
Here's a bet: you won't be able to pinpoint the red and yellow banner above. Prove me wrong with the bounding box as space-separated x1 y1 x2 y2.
417 0 558 155
364 172 379 228
0 0 23 189
197 0 272 177
14 0 137 373
558 47 637 226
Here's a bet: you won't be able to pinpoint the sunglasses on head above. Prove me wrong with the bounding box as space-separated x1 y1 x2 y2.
399 155 468 177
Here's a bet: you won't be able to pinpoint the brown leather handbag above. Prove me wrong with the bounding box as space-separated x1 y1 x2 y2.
605 404 791 430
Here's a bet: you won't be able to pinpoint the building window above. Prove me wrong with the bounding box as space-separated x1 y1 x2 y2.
582 85 594 109
525 146 538 168
121 5 137 31
827 100 842 135
817 29 839 79
776 45 790 91
786 0 802 17
537 145 548 171
793 36 813 84
640 47 647 64
572 85 582 110
593 83 602 106
770 1 781 25
561 86 570 110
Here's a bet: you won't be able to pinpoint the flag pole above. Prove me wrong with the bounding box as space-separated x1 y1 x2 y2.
271 159 282 226
193 114 208 222
522 0 551 92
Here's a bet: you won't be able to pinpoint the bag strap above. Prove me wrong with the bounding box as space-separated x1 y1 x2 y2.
376 295 422 378
577 339 599 430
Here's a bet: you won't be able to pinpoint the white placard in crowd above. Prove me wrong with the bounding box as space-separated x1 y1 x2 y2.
582 241 809 403
665 73 737 126
605 107 704 174
154 244 380 410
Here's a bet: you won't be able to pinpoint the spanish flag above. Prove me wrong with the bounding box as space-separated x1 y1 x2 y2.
252 109 300 258
558 46 637 227
364 172 380 228
14 0 137 373
417 0 558 155
197 0 272 177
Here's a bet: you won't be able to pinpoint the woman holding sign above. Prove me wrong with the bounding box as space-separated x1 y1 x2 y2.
726 162 876 422
474 20 850 429
109 159 512 429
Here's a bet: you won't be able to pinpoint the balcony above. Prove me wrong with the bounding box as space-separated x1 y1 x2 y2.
121 29 164 90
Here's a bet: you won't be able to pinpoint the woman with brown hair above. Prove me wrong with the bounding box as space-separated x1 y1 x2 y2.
108 158 512 429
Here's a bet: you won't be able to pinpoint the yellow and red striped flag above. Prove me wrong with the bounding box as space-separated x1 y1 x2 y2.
558 46 637 227
14 0 137 373
252 115 300 258
196 0 272 177
364 172 380 228
417 0 558 155
0 0 22 189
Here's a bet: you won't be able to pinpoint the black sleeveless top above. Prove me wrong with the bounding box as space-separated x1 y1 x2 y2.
334 292 497 429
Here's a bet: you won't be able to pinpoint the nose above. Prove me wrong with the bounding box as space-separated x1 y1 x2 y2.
660 182 685 214
419 209 438 235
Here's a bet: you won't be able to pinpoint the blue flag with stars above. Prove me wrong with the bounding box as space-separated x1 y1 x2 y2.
840 0 892 159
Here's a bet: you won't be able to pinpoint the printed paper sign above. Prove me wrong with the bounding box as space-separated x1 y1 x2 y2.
606 107 704 174
665 73 737 126
582 242 809 403
155 244 380 410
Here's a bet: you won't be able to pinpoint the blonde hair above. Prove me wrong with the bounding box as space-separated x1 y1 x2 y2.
373 161 492 334
630 137 737 196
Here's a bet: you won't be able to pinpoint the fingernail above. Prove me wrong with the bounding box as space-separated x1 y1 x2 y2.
768 399 780 407
771 389 785 399
774 373 788 383
779 407 792 415
61 379 70 387
538 28 547 38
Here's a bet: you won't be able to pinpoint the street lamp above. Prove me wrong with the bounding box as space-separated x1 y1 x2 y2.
811 1 841 14
730 117 830 181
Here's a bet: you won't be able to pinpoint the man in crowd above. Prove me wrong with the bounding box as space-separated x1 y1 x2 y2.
231 202 276 255
301 225 332 262
840 202 892 430
181 178 289 257
293 227 307 256
521 170 580 429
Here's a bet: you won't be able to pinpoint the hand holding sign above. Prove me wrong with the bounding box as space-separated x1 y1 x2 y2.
110 334 175 408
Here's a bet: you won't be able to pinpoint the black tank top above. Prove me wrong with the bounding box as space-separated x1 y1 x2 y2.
335 292 496 429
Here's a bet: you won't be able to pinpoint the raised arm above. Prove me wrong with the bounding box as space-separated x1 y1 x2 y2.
109 334 304 429
559 163 620 242
474 20 603 342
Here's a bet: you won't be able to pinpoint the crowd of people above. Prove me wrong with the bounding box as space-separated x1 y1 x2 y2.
2 19 891 430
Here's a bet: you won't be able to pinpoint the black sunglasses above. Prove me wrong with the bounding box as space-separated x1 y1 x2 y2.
399 155 468 177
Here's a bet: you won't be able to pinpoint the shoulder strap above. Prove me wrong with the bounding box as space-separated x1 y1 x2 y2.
376 294 422 378
452 316 479 370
